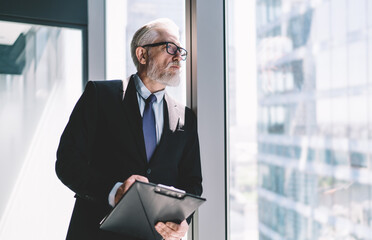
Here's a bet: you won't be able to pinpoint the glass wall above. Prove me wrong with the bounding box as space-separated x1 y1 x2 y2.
226 0 259 239
0 20 83 239
227 0 372 239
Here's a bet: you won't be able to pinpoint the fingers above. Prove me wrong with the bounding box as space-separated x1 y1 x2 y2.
114 184 127 205
128 175 149 183
165 220 188 232
115 175 149 205
123 175 149 192
155 220 188 240
155 223 182 240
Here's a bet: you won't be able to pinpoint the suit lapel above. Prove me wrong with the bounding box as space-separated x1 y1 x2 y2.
118 76 186 165
150 94 185 164
164 93 185 132
120 75 147 163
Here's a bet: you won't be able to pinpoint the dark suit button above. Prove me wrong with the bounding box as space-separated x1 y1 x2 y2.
147 169 151 175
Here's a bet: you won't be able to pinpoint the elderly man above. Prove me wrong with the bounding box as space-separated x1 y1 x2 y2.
56 18 202 240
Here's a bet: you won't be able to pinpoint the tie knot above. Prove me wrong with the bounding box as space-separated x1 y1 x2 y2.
146 94 157 104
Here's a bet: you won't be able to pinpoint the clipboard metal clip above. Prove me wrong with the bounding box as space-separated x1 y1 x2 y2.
154 184 186 199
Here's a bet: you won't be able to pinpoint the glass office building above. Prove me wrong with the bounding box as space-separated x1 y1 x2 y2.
255 0 372 239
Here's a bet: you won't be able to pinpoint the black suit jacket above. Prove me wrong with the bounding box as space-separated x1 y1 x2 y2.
56 75 202 240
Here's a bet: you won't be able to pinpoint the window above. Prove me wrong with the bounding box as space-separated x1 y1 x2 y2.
226 0 258 239
0 20 83 239
227 0 372 239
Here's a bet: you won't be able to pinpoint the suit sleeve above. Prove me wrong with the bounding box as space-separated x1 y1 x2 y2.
55 81 115 204
177 108 203 224
178 108 203 197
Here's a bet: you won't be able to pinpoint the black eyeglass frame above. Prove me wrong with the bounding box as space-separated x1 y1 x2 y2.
140 41 188 61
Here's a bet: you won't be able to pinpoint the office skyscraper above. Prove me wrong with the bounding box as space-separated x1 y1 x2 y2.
256 1 372 239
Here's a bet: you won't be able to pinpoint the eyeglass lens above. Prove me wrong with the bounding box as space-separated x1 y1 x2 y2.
166 43 187 59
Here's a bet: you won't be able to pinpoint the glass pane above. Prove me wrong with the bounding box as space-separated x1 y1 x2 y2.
0 21 83 239
227 0 258 239
106 0 186 105
227 0 372 239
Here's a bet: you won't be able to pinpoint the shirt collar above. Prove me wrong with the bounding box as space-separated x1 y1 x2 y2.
134 73 165 102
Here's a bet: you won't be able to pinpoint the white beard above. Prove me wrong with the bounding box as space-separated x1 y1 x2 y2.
147 60 181 87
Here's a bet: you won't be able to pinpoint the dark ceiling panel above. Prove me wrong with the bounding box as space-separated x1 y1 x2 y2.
0 0 87 26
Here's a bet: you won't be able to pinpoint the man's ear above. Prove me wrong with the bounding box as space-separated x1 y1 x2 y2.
136 47 147 65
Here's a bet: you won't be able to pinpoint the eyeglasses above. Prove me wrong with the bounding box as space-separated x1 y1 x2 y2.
141 42 188 61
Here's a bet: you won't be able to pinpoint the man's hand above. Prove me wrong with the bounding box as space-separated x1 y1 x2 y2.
114 175 148 205
155 220 189 240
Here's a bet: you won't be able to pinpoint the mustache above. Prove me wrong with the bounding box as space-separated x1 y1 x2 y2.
167 61 181 68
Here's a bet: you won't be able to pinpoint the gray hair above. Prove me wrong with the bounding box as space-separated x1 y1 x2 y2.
130 18 180 70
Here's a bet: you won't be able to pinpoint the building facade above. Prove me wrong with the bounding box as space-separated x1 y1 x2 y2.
256 0 372 239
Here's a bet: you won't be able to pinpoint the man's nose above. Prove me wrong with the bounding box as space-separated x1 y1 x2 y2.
172 51 183 61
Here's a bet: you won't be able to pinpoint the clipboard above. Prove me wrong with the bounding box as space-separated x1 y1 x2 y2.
99 181 206 240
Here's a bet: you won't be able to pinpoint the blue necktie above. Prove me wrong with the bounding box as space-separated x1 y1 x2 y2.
142 94 157 162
